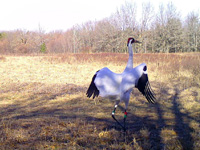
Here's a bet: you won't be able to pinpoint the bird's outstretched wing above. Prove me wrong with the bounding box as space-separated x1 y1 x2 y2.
86 71 100 99
87 67 122 98
136 73 156 103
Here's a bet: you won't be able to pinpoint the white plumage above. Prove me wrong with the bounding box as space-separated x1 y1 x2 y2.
94 67 122 98
86 37 156 131
94 63 147 102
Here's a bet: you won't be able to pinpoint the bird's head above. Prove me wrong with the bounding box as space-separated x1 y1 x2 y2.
127 37 141 46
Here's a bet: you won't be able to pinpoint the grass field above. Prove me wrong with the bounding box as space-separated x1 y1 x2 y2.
0 53 200 149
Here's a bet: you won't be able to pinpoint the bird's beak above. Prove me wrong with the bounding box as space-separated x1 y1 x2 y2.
134 40 141 43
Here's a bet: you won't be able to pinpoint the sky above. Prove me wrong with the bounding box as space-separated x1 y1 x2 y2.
0 0 199 32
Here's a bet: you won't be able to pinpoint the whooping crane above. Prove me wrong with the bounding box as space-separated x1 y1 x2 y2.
86 37 156 131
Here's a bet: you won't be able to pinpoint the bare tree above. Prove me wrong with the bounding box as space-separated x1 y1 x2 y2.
112 1 137 31
140 2 154 53
184 12 200 52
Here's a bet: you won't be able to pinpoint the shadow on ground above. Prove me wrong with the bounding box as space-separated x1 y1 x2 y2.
0 82 199 149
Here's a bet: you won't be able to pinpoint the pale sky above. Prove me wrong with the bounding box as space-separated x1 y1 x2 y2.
0 0 199 32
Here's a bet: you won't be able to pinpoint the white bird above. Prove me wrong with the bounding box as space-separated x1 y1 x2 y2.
86 37 156 131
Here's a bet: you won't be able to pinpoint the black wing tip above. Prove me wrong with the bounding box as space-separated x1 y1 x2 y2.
136 73 156 104
86 71 100 99
144 81 156 104
137 73 156 103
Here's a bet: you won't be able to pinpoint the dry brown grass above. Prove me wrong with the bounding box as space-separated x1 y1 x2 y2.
0 53 200 149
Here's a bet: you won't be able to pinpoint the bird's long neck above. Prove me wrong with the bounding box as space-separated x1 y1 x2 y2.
124 42 133 72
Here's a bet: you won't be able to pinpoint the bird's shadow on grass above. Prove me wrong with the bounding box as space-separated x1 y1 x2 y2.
84 83 196 149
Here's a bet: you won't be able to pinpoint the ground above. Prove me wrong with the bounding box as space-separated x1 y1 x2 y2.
0 53 200 149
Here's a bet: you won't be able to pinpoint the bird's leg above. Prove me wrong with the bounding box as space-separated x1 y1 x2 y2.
112 104 118 116
112 104 125 131
124 110 127 132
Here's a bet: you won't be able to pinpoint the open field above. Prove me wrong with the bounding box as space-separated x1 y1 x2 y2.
0 53 200 149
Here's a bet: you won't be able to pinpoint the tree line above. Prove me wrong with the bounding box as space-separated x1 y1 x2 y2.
0 2 200 54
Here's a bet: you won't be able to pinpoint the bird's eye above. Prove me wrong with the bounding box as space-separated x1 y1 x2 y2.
143 66 147 71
